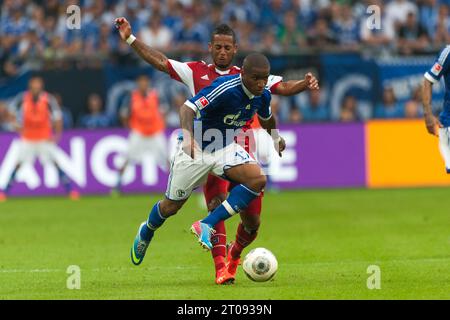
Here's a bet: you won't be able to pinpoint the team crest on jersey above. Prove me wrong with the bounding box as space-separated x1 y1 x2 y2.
431 63 443 76
195 96 209 109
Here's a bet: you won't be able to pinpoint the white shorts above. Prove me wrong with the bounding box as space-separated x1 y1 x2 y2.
17 139 58 165
165 141 257 201
439 127 450 172
126 131 168 168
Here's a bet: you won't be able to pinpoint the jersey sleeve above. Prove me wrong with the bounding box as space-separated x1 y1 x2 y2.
267 74 283 92
424 46 450 84
184 79 230 115
166 59 199 96
256 91 273 120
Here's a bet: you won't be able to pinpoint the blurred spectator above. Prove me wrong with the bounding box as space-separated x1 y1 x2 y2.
236 21 260 52
222 0 259 25
331 4 360 50
257 29 283 54
374 87 404 119
419 0 439 38
78 94 112 129
397 12 430 55
307 18 336 47
53 93 74 129
385 0 418 34
277 11 306 52
172 10 206 55
18 30 45 60
139 14 173 51
299 89 328 122
432 4 450 47
404 86 423 119
360 0 395 48
260 0 289 29
339 95 360 122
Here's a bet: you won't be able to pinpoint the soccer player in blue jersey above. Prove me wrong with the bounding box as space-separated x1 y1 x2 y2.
423 45 450 172
131 53 285 267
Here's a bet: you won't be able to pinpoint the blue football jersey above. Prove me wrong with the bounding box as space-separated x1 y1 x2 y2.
184 74 272 150
425 45 450 126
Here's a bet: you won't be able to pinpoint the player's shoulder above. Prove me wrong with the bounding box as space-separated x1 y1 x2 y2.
210 73 240 87
437 45 450 65
187 60 208 71
229 65 241 74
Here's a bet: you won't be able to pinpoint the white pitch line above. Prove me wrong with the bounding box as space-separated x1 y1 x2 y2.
1 257 449 274
0 266 202 274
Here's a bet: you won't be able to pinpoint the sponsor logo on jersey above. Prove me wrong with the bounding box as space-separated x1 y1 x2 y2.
431 63 443 76
223 111 247 127
200 74 209 80
195 96 209 109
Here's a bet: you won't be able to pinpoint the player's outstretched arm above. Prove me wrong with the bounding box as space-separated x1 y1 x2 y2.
259 115 286 157
115 17 169 74
272 72 319 96
422 78 442 136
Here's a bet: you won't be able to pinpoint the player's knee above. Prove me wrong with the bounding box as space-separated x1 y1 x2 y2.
159 199 183 217
207 195 226 212
242 214 260 232
250 175 266 193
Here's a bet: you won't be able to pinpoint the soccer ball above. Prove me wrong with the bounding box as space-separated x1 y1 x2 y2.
242 247 278 282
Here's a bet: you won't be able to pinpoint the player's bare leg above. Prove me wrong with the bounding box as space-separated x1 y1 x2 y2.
131 197 186 265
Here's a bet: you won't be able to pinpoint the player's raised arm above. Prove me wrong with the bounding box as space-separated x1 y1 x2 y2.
115 17 169 74
271 72 319 96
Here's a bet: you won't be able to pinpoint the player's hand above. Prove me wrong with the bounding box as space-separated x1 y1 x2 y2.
424 113 442 137
114 17 132 41
304 72 319 90
274 136 286 157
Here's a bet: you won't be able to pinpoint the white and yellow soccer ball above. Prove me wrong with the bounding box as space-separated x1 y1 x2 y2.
242 248 278 282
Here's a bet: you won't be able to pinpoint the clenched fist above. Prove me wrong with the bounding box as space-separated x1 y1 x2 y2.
114 17 132 41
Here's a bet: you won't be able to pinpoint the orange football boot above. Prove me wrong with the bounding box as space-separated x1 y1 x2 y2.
215 266 234 285
226 242 241 279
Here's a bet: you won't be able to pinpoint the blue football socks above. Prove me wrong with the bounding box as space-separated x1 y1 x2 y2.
140 201 166 241
201 184 260 227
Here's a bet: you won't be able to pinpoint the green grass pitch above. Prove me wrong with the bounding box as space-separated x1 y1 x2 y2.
0 188 449 299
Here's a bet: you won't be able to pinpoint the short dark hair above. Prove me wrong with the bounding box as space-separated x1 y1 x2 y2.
211 24 236 43
243 52 270 71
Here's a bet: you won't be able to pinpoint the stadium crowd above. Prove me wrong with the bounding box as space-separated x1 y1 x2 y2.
0 0 446 129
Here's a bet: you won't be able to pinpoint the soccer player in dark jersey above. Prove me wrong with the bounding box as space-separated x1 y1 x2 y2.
423 45 450 172
115 17 319 284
